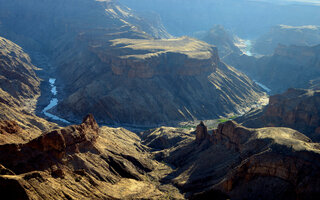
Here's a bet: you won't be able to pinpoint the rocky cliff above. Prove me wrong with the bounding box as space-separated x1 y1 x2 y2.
253 25 320 55
54 35 263 125
0 114 184 199
238 88 320 142
202 25 242 58
150 121 320 200
0 36 57 141
0 0 264 126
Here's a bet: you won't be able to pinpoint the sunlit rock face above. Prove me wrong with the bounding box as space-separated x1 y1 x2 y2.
0 114 182 199
54 36 263 125
153 121 320 200
0 36 57 136
239 88 320 142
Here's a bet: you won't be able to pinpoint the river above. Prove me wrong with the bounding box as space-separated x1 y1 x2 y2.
253 80 272 93
42 78 70 124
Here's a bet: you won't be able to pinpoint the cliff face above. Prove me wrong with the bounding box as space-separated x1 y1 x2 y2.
225 44 320 94
55 35 263 125
239 88 320 142
0 37 57 141
0 114 184 199
0 0 264 126
151 121 320 200
253 25 320 55
202 25 242 58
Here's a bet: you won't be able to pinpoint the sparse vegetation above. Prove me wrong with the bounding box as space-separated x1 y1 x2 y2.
217 115 238 123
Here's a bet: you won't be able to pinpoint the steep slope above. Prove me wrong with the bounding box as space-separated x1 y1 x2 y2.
54 36 263 125
202 25 242 58
253 25 320 55
225 44 320 94
238 88 320 142
149 121 320 200
0 0 264 126
0 36 57 143
0 0 170 50
0 114 183 199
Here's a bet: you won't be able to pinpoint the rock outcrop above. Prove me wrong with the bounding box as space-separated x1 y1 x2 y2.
202 25 242 58
239 88 320 142
55 34 263 125
153 121 320 199
142 126 194 150
195 121 209 143
0 36 57 138
0 114 184 199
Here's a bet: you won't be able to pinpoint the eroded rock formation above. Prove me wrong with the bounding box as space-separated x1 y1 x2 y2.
0 0 264 126
0 114 184 199
151 121 320 200
0 36 57 139
202 25 242 58
195 121 209 143
239 88 320 142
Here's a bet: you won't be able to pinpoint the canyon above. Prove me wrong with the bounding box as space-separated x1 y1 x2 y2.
0 0 264 126
0 0 320 199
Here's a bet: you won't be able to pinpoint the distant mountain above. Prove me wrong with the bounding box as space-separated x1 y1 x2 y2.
201 25 242 58
225 44 320 94
253 25 320 55
120 0 320 38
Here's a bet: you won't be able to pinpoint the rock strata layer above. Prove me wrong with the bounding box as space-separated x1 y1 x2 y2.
151 121 320 200
0 0 263 126
238 88 320 142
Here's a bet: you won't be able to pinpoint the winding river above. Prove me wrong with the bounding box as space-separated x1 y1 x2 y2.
42 78 70 124
253 80 271 93
244 40 253 56
238 40 272 93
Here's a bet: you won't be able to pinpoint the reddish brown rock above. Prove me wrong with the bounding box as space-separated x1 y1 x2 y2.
0 121 23 135
241 88 320 141
0 114 180 199
195 121 210 143
157 120 320 200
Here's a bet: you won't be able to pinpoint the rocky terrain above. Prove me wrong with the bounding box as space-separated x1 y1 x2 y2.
0 114 185 199
201 25 242 58
1 0 320 199
0 0 264 126
150 121 320 200
253 25 320 55
0 36 57 142
0 36 182 199
55 35 263 126
225 44 320 94
238 88 320 142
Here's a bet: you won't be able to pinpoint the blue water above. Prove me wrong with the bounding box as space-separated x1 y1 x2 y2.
42 78 70 124
244 40 253 56
253 79 271 93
